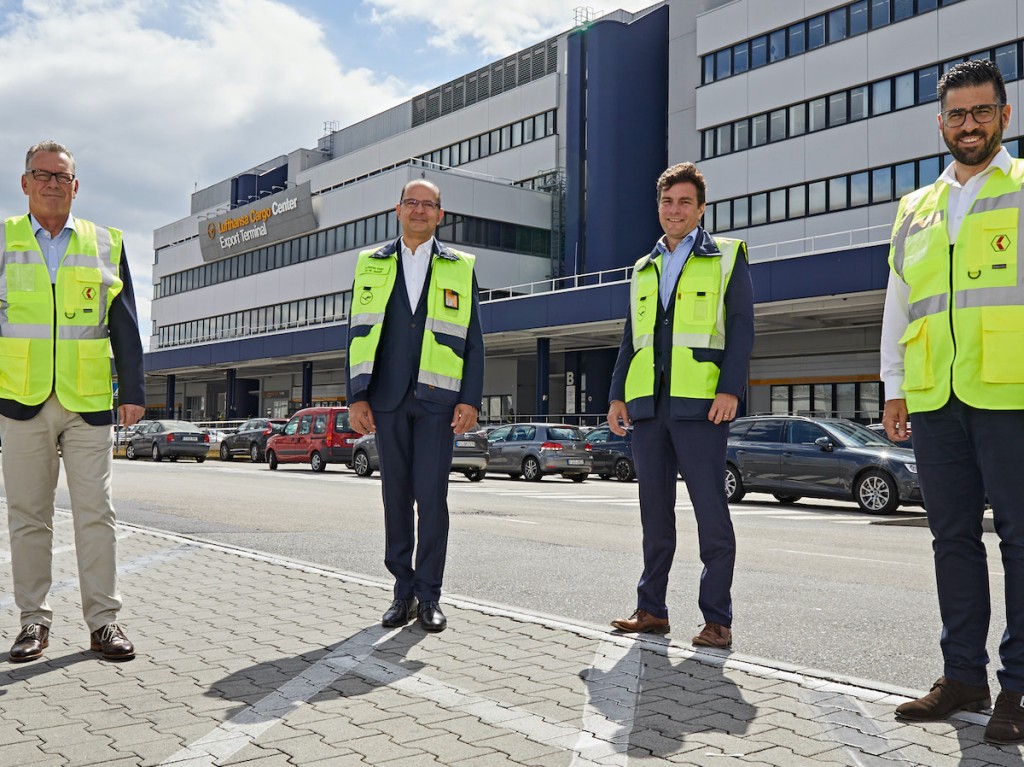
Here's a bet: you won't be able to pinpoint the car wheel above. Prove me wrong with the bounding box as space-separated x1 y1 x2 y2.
773 494 801 504
152 443 162 462
267 450 278 470
725 463 744 503
250 443 263 463
220 443 231 461
464 468 486 482
570 473 587 483
614 458 635 482
196 456 206 464
310 451 326 472
126 443 137 460
353 450 373 477
855 470 900 515
522 456 542 481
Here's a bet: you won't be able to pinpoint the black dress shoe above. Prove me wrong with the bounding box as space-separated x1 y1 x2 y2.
10 624 49 663
418 601 447 633
382 598 418 628
89 623 135 661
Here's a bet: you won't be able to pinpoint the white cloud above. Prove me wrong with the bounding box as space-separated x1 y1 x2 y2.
0 0 410 347
365 0 658 58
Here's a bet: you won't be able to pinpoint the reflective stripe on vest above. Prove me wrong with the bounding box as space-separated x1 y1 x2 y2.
347 245 475 404
0 215 123 410
888 158 1024 411
624 237 743 408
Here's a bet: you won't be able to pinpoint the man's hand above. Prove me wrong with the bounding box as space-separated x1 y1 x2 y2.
118 404 145 427
883 398 911 442
350 401 376 435
608 400 630 436
708 393 739 424
452 404 478 434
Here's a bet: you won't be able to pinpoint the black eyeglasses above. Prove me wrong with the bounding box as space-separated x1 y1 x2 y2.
941 103 1003 128
400 198 440 210
27 169 76 185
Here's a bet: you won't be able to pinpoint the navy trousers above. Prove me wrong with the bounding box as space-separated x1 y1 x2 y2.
631 388 735 625
913 396 1024 691
374 397 455 603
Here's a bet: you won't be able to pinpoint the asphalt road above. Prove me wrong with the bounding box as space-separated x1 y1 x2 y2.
0 451 1009 694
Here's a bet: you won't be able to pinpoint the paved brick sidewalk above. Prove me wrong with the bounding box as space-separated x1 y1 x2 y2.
1 506 1021 767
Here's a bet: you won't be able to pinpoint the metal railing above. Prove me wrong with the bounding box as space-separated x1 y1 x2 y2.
747 223 891 262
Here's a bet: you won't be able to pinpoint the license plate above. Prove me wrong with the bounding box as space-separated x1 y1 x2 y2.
567 458 585 466
182 436 198 442
456 440 474 448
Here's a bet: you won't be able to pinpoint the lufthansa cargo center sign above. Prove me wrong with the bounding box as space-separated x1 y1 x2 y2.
199 181 317 262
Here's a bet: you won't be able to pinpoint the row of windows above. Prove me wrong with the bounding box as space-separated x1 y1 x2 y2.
416 110 556 170
769 382 883 423
157 291 352 349
155 211 551 299
703 41 1021 158
703 138 1022 232
702 0 964 85
412 38 558 126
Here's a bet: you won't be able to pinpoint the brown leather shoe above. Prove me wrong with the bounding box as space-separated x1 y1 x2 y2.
610 609 669 634
985 689 1024 744
89 624 135 661
692 622 732 648
895 676 990 721
10 624 49 663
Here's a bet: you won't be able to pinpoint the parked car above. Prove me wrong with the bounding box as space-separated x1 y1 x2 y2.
351 431 490 481
219 418 288 462
585 425 635 481
725 415 922 515
265 407 360 471
866 421 914 451
125 420 210 462
485 423 592 482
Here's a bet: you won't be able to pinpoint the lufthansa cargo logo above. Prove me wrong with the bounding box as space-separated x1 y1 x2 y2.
207 223 216 239
359 290 373 305
992 234 1011 252
82 287 96 300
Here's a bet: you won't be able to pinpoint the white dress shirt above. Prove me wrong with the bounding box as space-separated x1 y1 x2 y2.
401 236 434 308
655 227 698 309
880 147 1013 399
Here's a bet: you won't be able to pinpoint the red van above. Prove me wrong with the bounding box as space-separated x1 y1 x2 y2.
264 407 361 472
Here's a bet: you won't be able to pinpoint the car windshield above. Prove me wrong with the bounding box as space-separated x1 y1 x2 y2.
822 420 900 448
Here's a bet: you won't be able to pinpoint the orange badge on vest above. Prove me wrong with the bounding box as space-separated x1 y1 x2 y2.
444 289 459 310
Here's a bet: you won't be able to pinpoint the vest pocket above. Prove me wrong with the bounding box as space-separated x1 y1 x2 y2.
0 337 31 396
981 307 1024 383
75 339 112 397
899 318 934 391
678 277 719 326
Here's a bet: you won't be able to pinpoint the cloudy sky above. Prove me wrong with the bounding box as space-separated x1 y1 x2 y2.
0 0 654 346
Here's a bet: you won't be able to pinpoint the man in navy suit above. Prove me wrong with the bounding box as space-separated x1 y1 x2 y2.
346 179 484 632
608 162 754 647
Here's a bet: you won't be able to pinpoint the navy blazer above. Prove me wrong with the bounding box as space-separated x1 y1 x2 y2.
608 228 755 420
346 238 485 413
0 243 146 426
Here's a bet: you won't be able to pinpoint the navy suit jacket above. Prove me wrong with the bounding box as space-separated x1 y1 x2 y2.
346 238 485 413
609 227 755 420
0 242 145 426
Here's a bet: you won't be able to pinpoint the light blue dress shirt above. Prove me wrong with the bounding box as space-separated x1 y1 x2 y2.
655 226 698 309
30 213 76 284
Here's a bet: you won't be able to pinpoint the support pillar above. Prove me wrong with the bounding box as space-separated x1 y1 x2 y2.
301 361 313 410
536 337 550 418
164 375 176 419
225 368 238 419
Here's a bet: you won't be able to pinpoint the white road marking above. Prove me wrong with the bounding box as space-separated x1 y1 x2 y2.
471 515 539 525
769 549 908 566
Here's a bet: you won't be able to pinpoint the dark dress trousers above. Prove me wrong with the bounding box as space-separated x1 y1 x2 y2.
609 229 754 625
346 240 484 602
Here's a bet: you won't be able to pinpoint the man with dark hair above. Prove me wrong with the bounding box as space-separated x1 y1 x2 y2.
346 178 484 633
607 162 754 647
2 141 145 662
883 59 1024 743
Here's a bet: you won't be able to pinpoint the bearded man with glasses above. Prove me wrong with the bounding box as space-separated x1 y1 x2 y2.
882 59 1024 744
346 179 484 633
1 141 145 663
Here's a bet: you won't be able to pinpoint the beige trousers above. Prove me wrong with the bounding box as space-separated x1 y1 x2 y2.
0 394 121 631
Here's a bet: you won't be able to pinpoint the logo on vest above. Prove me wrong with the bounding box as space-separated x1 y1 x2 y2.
82 287 96 300
359 290 373 305
992 234 1011 252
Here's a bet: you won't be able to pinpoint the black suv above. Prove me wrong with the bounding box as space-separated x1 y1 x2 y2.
725 415 922 515
219 418 288 462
